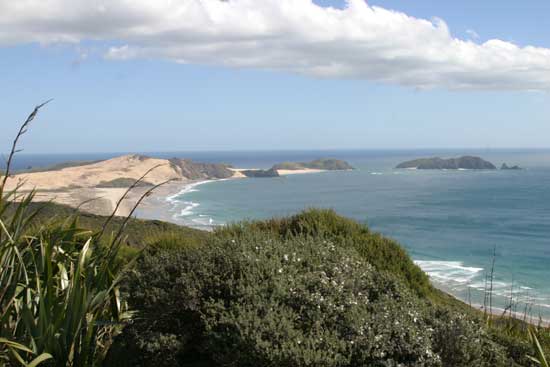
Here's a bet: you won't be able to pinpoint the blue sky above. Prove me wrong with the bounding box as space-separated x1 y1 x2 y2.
1 0 549 153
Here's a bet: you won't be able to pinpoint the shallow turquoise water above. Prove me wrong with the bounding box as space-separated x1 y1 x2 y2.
166 150 550 318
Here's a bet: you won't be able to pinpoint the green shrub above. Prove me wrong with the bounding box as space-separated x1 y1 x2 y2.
108 217 518 367
428 307 508 366
217 209 433 297
109 232 441 366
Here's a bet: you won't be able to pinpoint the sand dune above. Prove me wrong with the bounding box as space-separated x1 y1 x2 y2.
3 155 194 216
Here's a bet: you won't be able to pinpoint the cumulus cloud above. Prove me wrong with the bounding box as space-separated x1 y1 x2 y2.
1 0 550 90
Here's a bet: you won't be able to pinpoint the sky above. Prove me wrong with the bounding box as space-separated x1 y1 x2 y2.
1 0 549 153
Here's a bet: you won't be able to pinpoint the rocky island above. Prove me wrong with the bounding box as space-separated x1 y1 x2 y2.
396 156 496 170
501 163 522 170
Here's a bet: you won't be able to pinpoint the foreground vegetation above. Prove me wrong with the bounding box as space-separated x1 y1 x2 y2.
1 104 549 366
101 209 548 366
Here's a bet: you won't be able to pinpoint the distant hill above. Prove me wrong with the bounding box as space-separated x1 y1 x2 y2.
272 158 354 171
169 158 234 180
396 156 496 170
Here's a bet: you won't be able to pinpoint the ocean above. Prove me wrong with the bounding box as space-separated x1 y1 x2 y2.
8 149 550 319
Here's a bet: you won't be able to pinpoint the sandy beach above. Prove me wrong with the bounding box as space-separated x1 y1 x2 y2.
276 169 326 175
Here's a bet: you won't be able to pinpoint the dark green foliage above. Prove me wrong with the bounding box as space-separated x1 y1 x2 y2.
428 308 508 366
489 330 535 366
217 209 433 297
240 168 280 177
107 210 519 367
110 232 443 366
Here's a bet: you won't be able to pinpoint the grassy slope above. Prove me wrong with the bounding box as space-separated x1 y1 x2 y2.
23 202 210 259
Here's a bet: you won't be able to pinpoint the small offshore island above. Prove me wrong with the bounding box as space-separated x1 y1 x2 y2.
396 156 497 170
4 155 353 217
396 155 522 170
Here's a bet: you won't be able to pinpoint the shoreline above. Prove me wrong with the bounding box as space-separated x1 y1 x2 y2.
425 278 550 327
137 168 332 227
439 286 550 327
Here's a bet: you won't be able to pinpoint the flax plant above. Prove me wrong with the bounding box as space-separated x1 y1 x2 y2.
528 327 549 367
0 103 145 366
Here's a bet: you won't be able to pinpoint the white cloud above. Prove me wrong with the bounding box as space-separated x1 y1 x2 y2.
466 29 480 40
1 0 550 91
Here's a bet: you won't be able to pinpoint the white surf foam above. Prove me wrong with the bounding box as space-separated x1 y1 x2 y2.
166 180 214 203
416 260 550 316
176 201 200 217
414 260 484 285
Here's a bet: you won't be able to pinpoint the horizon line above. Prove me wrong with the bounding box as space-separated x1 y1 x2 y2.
10 147 550 156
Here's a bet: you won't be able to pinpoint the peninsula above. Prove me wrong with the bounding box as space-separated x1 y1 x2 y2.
396 156 496 170
4 155 353 216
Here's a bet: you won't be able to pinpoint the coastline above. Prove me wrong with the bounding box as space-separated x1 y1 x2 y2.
134 179 213 225
136 167 330 227
426 278 550 327
442 287 550 327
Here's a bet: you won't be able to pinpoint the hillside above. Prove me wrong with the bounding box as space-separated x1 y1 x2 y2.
3 154 238 192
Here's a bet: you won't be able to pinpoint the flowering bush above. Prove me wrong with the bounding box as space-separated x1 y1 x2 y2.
216 209 433 297
107 218 510 367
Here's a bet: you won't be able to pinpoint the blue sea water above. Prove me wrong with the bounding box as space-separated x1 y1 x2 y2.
7 149 550 318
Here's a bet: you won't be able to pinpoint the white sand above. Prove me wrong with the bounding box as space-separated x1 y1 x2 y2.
277 169 325 175
229 167 325 176
3 155 189 216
